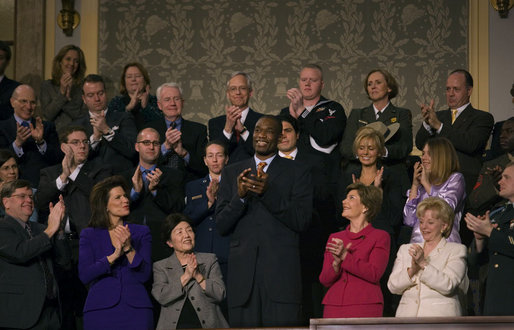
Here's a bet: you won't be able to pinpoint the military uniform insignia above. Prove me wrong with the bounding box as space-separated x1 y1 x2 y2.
316 107 326 113
191 194 203 200
328 109 336 116
510 219 514 229
390 117 397 123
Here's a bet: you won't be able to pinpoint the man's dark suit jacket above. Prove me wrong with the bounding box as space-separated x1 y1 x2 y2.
415 104 494 195
341 103 413 166
0 215 62 329
216 156 312 315
121 166 185 261
36 158 112 233
184 175 230 278
72 110 138 174
208 108 263 164
146 117 208 181
0 116 61 187
0 76 20 120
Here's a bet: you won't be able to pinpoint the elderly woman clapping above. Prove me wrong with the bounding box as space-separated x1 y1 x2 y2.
388 197 468 316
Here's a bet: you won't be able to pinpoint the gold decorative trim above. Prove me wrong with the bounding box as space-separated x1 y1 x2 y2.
80 0 98 75
469 0 490 112
44 0 56 80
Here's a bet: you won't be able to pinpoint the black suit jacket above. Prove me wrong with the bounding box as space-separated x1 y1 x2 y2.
208 108 263 164
415 105 494 194
121 165 185 261
0 116 61 187
216 156 312 308
146 117 208 181
72 110 138 174
0 215 62 329
341 103 413 165
36 159 112 233
0 76 21 120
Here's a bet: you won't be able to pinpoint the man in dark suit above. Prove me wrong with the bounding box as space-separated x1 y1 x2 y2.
146 82 207 182
73 74 137 174
216 115 313 327
279 64 346 181
36 125 112 329
416 69 494 196
123 127 184 261
208 71 263 164
184 141 230 281
277 114 336 322
465 162 514 315
0 40 20 120
0 179 65 329
0 84 61 187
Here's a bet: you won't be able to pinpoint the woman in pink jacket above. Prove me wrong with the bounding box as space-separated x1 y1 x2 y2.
320 183 390 317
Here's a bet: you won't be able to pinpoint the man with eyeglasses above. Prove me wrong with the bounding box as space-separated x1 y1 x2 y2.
146 82 207 182
0 179 66 329
0 84 61 187
122 127 184 261
73 74 138 174
36 125 112 329
208 71 263 164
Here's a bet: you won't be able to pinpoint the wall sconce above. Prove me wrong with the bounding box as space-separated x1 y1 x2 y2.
57 0 80 36
490 0 514 18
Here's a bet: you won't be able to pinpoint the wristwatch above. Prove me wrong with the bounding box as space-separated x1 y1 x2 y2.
239 126 248 134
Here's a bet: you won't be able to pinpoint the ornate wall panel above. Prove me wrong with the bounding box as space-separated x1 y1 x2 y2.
99 0 468 136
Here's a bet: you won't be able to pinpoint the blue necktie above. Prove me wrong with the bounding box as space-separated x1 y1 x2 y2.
21 121 30 128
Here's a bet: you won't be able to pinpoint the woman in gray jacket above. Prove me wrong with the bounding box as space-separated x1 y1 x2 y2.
152 213 229 329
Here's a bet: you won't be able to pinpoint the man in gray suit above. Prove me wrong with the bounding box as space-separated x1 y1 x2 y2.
0 180 65 329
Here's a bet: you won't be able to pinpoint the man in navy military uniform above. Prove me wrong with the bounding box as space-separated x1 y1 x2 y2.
465 161 514 315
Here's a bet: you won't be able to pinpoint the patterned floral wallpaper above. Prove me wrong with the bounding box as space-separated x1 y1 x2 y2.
98 0 468 132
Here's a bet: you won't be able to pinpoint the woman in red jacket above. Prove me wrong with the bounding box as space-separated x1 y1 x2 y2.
320 182 390 317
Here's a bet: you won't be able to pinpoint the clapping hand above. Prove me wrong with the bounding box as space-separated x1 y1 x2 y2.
286 88 304 118
326 237 352 273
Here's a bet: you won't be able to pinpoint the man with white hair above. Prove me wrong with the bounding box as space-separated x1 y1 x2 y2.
146 82 207 182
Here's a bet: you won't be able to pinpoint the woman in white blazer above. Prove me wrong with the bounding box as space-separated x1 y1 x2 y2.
388 197 468 316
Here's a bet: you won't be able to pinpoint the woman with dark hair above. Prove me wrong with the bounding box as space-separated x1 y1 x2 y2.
78 175 153 329
0 149 38 222
320 183 390 317
40 44 88 130
404 137 465 243
389 197 468 316
108 62 162 128
152 213 228 329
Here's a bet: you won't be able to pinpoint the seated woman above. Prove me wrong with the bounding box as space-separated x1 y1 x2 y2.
108 62 162 129
78 176 153 329
40 44 87 130
320 183 390 318
404 137 465 243
388 197 468 316
152 213 228 329
0 149 37 222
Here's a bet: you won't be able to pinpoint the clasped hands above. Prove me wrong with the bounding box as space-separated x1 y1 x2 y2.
90 111 110 140
326 237 352 273
224 105 245 134
420 99 441 130
237 168 268 198
15 117 44 147
164 127 187 157
110 224 133 257
407 244 428 277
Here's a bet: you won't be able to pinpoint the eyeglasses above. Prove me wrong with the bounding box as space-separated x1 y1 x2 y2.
137 140 160 147
15 99 37 107
228 86 249 94
68 139 90 146
10 194 34 200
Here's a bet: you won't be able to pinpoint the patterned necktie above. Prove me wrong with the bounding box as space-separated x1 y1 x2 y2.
257 161 267 177
25 223 55 299
21 121 30 128
451 109 458 124
143 169 151 191
163 122 182 170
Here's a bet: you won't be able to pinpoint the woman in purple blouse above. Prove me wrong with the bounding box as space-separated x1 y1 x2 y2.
403 137 465 243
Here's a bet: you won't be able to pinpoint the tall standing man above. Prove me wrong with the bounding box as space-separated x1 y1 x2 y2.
209 71 263 163
0 180 65 329
216 115 313 327
416 69 494 196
